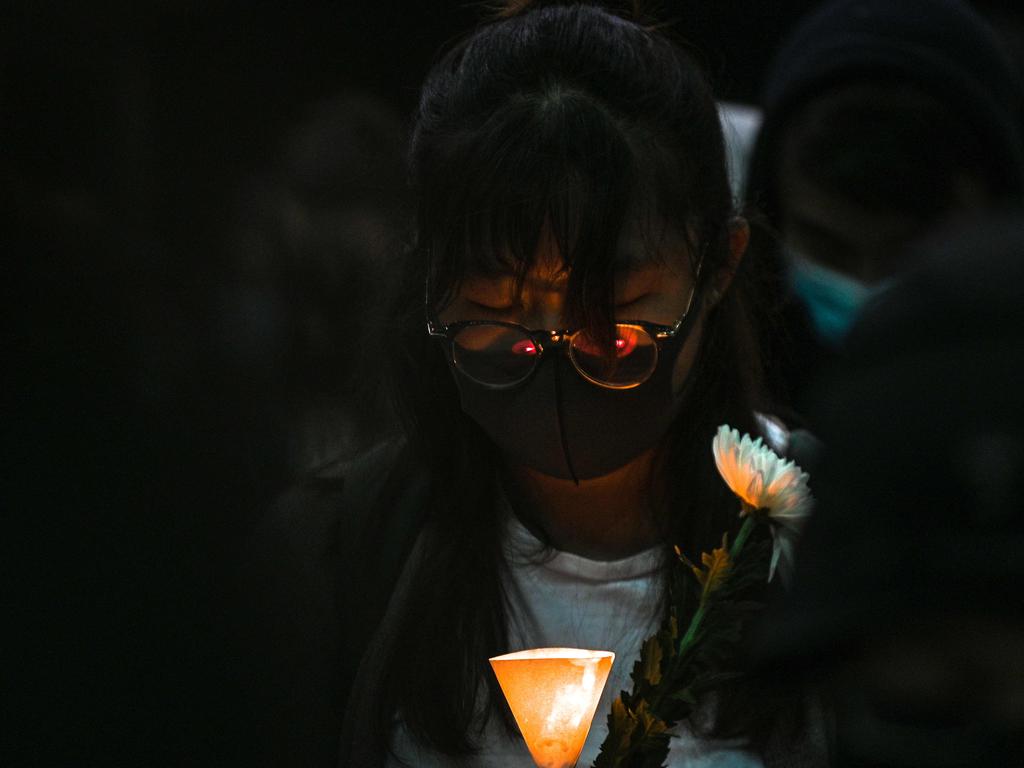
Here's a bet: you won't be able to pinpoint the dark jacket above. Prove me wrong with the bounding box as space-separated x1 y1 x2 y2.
238 439 428 767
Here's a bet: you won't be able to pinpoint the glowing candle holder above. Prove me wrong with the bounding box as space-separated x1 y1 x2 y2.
490 647 614 768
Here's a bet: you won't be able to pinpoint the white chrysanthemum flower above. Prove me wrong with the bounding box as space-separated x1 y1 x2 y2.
712 425 813 581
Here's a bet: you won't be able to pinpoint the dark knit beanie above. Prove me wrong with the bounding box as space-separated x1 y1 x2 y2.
746 0 1024 220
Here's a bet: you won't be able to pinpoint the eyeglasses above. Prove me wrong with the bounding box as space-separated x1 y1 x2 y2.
426 266 703 390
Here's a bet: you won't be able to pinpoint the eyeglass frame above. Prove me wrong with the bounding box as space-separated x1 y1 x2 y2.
425 257 705 391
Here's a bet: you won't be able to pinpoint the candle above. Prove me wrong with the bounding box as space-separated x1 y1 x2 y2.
490 647 614 768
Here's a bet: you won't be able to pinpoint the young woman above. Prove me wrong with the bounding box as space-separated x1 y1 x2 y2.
304 2 823 766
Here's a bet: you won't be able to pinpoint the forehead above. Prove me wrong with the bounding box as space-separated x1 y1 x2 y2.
463 220 693 281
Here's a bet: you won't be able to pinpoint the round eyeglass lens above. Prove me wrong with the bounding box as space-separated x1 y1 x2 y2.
452 323 539 387
570 323 658 388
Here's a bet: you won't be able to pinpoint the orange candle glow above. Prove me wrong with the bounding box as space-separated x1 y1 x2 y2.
489 648 614 768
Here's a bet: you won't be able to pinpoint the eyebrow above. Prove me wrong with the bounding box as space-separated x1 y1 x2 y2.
462 267 569 292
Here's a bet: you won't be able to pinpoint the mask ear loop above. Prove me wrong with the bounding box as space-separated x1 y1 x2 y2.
552 355 581 486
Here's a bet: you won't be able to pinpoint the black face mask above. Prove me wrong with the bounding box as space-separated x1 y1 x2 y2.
452 317 698 483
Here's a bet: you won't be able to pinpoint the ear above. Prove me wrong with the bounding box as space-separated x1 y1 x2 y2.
707 217 749 307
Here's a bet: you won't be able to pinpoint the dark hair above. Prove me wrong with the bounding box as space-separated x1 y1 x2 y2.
780 81 999 221
746 0 1024 229
373 1 781 757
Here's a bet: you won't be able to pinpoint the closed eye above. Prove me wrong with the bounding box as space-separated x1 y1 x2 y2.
467 299 518 314
614 293 651 310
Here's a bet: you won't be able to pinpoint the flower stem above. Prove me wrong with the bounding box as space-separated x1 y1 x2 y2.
729 515 756 560
676 516 756 656
677 603 706 654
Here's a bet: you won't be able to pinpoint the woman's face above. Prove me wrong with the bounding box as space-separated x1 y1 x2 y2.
437 225 707 393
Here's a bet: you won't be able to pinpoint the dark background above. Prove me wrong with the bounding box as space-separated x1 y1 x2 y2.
6 0 821 242
6 1 1017 765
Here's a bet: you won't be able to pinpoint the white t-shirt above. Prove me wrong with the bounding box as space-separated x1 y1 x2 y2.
386 513 765 768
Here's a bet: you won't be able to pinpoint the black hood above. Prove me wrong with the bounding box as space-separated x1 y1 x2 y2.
746 0 1024 223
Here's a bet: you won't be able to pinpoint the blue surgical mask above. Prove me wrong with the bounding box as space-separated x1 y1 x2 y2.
787 252 886 347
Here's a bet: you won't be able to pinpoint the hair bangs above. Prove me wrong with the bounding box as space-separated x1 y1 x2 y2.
426 85 693 340
423 97 550 312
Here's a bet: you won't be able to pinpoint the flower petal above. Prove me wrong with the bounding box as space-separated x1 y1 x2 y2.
713 423 813 521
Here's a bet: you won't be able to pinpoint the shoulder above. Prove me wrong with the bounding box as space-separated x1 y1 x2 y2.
257 438 417 560
234 438 431 765
245 438 434 624
238 436 432 663
239 437 417 622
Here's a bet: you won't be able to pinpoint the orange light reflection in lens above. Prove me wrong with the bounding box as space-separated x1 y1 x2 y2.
512 339 538 356
613 328 638 358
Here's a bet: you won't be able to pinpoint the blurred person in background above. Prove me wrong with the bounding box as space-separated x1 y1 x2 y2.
228 93 409 475
976 0 1024 87
754 210 1024 767
745 0 1024 420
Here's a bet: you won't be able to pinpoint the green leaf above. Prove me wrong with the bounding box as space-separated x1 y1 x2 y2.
594 696 640 768
610 697 632 731
592 521 778 768
668 688 697 706
694 536 732 599
636 701 668 738
640 636 663 686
